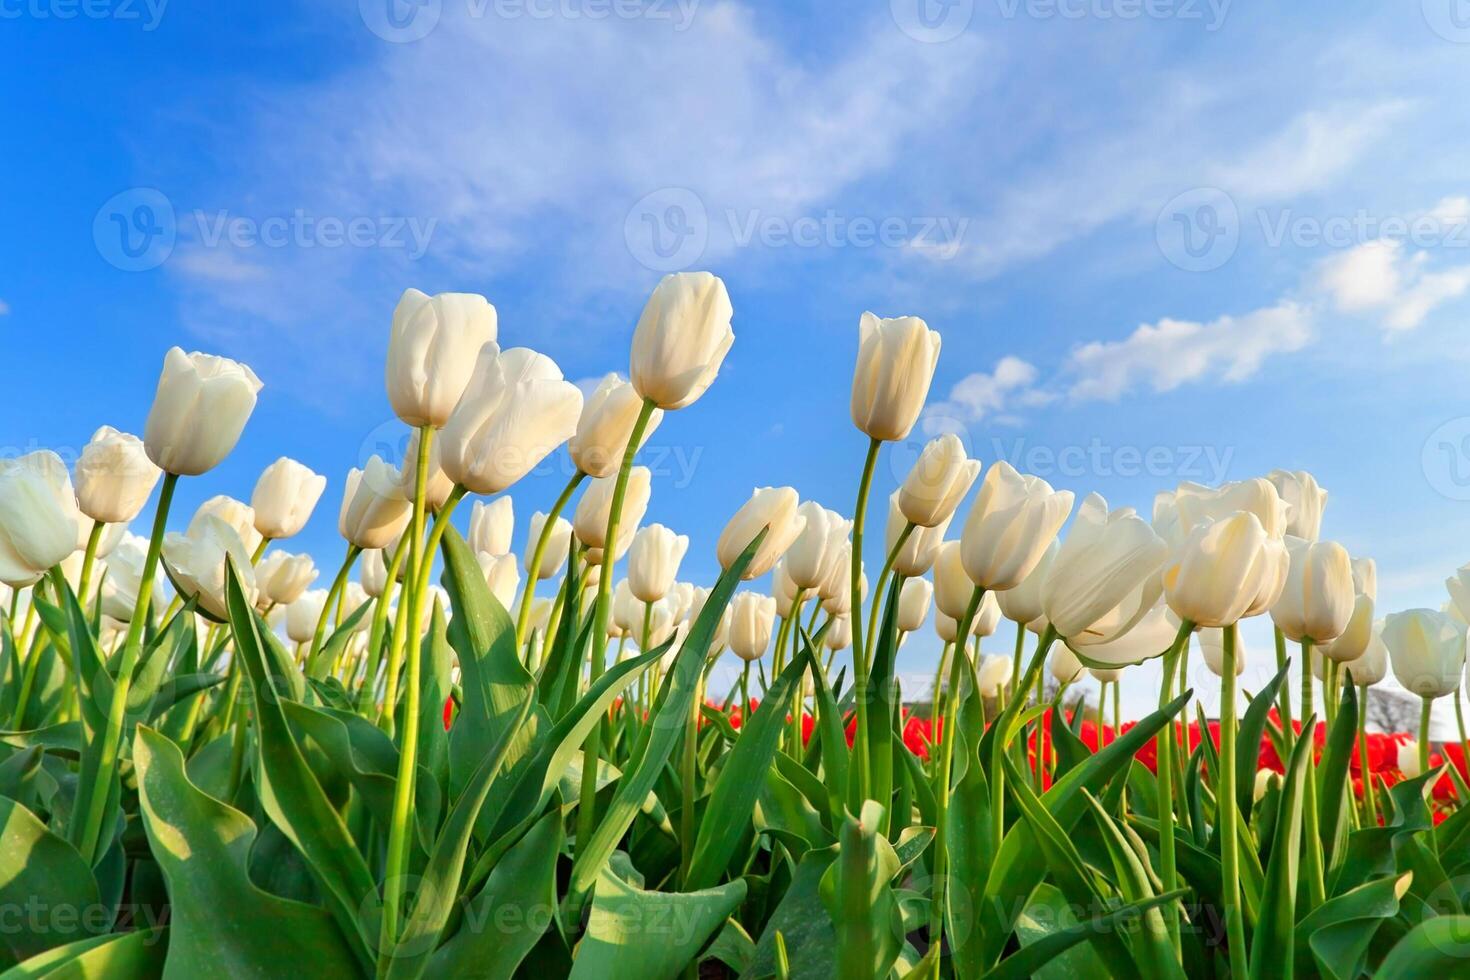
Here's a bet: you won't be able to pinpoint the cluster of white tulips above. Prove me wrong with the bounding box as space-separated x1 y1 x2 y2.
5 266 1470 978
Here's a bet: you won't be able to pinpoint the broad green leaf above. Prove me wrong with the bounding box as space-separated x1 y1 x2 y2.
1236 660 1290 819
1317 682 1358 864
818 800 904 980
0 796 103 961
996 888 1190 980
945 646 992 978
568 869 745 980
1250 712 1316 980
1298 872 1410 980
1371 915 1470 976
0 927 167 980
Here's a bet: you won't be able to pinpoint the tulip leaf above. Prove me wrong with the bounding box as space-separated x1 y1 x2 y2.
1236 659 1291 819
308 599 373 681
132 726 362 976
818 800 905 980
804 633 850 826
1081 790 1184 978
1317 682 1358 865
0 795 104 962
1250 712 1316 980
0 927 168 980
1297 872 1410 980
866 576 904 820
1371 915 1470 976
946 648 994 979
568 868 745 980
996 887 1191 980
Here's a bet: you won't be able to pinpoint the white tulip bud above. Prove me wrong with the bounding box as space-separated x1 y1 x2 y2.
286 589 328 643
385 288 498 428
573 466 651 552
1163 512 1287 628
144 347 261 476
1344 621 1389 686
729 591 776 661
256 549 318 607
716 487 807 581
1270 538 1354 643
524 512 573 580
469 497 515 557
850 312 941 442
995 539 1056 626
1266 469 1327 541
1051 644 1085 684
75 426 161 525
629 272 734 410
933 541 974 621
476 551 520 610
1041 493 1167 644
1173 478 1290 541
398 429 456 511
163 514 257 619
570 374 664 478
898 433 979 528
1198 627 1246 677
250 457 326 540
627 524 688 602
784 502 851 592
897 577 932 633
977 655 1014 698
99 533 167 621
825 616 852 651
888 495 949 577
960 462 1074 591
339 457 413 551
190 495 263 559
1385 608 1466 699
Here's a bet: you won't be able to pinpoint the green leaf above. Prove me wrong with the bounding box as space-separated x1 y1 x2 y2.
1371 915 1470 976
1317 682 1358 864
995 888 1190 980
1081 790 1184 978
945 646 992 977
818 800 905 980
132 726 363 976
568 869 746 980
1236 660 1290 819
1250 712 1317 980
223 559 378 967
0 927 167 980
0 796 103 961
428 810 564 978
686 649 811 890
744 847 839 978
1298 872 1410 980
805 637 850 826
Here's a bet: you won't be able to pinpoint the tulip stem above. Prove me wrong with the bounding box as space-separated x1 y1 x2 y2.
358 535 411 713
515 470 585 651
1299 639 1326 907
929 642 951 771
1274 626 1293 757
307 543 362 678
75 520 105 610
1456 692 1469 789
862 520 913 674
250 537 270 565
930 587 985 947
74 471 177 864
1358 684 1377 827
1155 617 1192 958
849 436 882 805
1219 623 1248 979
578 398 658 861
1419 695 1434 779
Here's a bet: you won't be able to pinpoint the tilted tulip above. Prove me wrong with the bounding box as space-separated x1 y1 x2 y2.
773 561 801 618
469 497 515 557
1267 469 1327 541
1163 512 1287 628
825 616 852 652
933 540 975 621
850 312 942 442
784 502 851 592
190 495 264 558
628 523 688 602
80 520 125 559
823 567 865 617
385 288 498 428
144 347 262 476
99 534 167 621
1199 628 1246 677
162 513 257 618
438 344 584 496
1041 493 1167 645
360 544 400 597
1322 555 1376 663
1344 620 1389 686
995 538 1057 626
398 428 455 511
1073 603 1180 668
1270 538 1355 643
570 374 665 478
1172 478 1290 541
670 582 696 622
286 590 328 644
1384 608 1466 699
629 271 734 410
888 497 950 577
524 512 572 580
729 591 776 661
1447 562 1470 624
960 462 1075 591
716 487 807 581
1051 643 1086 684
935 612 961 643
973 590 1003 637
897 433 980 528
339 456 413 551
0 450 82 587
256 549 318 607
476 551 520 610
977 655 1014 698
250 457 326 540
574 466 652 551
75 426 161 525
612 580 642 636
898 577 932 633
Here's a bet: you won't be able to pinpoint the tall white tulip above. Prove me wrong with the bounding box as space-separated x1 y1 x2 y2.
1051 644 1086 684
256 549 318 606
629 272 734 410
933 540 975 621
627 524 688 602
973 590 1003 637
888 498 950 577
729 592 776 661
1266 469 1327 541
0 451 82 587
960 461 1074 591
716 487 807 580
190 495 263 558
1041 493 1167 645
995 539 1056 626
162 514 257 618
339 457 413 551
570 374 665 478
1322 556 1376 663
897 433 979 528
144 347 262 476
785 502 851 592
286 590 328 644
251 457 326 540
977 655 1014 698
573 466 652 552
898 577 932 633
1270 538 1355 643
99 534 166 621
825 616 853 652
524 512 572 580
1344 621 1389 686
469 497 515 557
1447 563 1470 624
438 345 583 496
476 551 520 610
1199 628 1246 677
850 312 942 442
75 426 161 525
1163 512 1288 628
1384 608 1466 699
385 289 498 428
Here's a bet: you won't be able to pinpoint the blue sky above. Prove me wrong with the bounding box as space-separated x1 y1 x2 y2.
6 0 1470 720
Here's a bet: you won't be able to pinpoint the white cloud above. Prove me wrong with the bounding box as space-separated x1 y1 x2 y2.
1316 239 1470 332
928 355 1053 425
1064 301 1314 402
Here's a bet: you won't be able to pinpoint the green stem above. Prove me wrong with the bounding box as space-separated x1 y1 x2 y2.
515 470 585 650
307 542 362 677
861 520 913 674
75 520 104 608
1359 684 1377 827
74 471 177 863
1156 618 1192 956
680 671 703 889
1275 626 1293 756
929 588 984 945
785 590 807 757
1420 695 1434 779
577 399 657 858
848 436 881 805
250 537 270 565
358 535 410 712
1219 624 1247 978
1300 640 1326 907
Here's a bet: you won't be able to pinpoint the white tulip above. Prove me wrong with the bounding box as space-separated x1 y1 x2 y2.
1173 478 1290 541
251 457 326 540
74 426 161 525
973 590 1002 637
933 540 975 621
286 589 328 644
398 428 456 511
162 513 257 618
716 487 807 580
190 495 263 558
476 551 520 610
1385 608 1466 699
1051 644 1085 684
385 288 498 428
570 374 665 478
897 433 980 528
1344 621 1389 686
468 497 515 557
897 577 932 633
960 462 1074 591
1270 538 1355 643
573 466 651 552
977 655 1014 698
784 502 851 592
256 549 318 607
888 496 950 577
729 591 776 661
99 533 167 621
1198 628 1245 677
629 272 734 410
524 512 573 580
1163 512 1288 628
1266 469 1327 541
627 524 688 602
850 312 942 442
0 451 82 587
339 457 413 551
144 347 262 476
1041 493 1167 645
1322 555 1376 664
995 539 1056 626
825 616 852 651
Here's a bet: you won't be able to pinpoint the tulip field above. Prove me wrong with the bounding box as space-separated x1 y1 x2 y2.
6 271 1470 979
